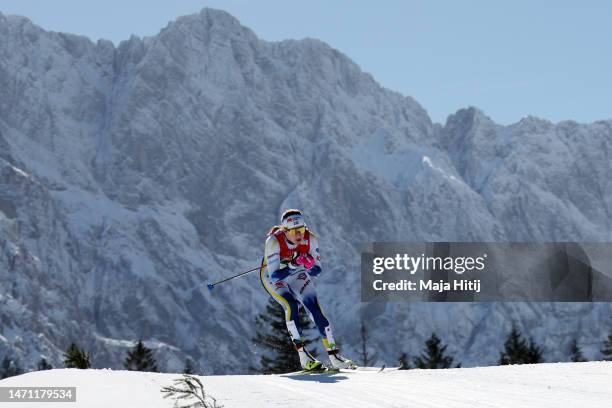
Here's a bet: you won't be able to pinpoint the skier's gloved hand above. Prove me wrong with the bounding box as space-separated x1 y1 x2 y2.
288 253 306 269
295 254 316 269
307 265 322 277
303 255 315 269
271 267 292 282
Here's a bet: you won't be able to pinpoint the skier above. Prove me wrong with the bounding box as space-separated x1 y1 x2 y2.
260 209 355 371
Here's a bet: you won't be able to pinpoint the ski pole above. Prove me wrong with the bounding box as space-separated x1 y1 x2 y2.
206 265 262 291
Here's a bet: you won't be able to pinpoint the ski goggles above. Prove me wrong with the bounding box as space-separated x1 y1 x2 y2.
286 226 306 235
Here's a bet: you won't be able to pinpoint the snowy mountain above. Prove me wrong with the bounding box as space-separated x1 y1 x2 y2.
1 8 612 374
2 362 612 407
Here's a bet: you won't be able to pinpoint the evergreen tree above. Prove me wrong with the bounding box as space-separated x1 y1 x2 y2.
499 325 544 365
601 331 612 361
359 320 378 367
398 352 410 370
37 358 53 370
569 339 587 362
63 343 91 369
252 297 317 374
183 358 195 374
413 333 457 369
124 340 159 372
0 355 22 379
526 339 544 364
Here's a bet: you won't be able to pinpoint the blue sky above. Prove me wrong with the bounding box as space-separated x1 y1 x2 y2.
1 0 611 125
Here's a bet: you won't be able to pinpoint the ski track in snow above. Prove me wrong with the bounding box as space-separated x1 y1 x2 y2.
1 362 611 408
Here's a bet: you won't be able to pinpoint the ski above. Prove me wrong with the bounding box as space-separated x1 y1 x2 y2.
339 365 402 373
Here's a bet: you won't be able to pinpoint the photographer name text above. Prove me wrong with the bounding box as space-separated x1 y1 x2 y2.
372 278 481 293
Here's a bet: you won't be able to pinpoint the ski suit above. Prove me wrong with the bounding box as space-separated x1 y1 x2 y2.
260 228 337 350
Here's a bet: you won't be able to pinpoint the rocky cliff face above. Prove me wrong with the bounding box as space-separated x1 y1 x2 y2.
1 8 611 373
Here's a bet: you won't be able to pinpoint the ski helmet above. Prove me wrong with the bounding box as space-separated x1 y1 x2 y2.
281 209 306 230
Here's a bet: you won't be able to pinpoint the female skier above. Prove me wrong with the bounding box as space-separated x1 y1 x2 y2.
260 209 355 371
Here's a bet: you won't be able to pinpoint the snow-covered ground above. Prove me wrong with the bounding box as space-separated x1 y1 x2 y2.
1 362 610 408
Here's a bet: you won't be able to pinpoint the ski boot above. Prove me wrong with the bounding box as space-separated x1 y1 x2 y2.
327 345 356 370
296 344 324 372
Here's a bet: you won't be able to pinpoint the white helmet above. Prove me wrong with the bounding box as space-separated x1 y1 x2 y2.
281 209 306 230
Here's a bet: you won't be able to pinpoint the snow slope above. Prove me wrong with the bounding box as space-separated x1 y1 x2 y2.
1 362 611 408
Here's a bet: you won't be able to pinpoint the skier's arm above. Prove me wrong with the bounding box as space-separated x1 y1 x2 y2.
308 233 322 277
265 235 291 282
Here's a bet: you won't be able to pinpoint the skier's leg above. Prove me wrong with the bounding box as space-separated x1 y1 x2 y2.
295 275 356 369
288 272 332 340
301 289 331 338
269 285 301 342
268 282 322 370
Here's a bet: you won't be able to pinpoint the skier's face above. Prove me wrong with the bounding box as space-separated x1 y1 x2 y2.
286 226 305 242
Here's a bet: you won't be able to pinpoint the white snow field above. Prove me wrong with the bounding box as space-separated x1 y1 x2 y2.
1 362 611 408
